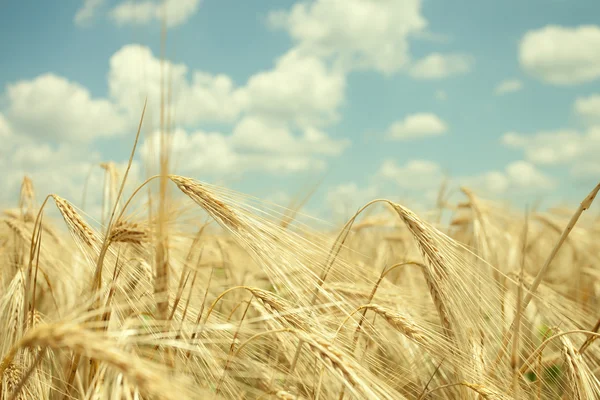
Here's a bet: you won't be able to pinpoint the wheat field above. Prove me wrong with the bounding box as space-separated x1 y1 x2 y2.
1 115 600 399
2 5 600 397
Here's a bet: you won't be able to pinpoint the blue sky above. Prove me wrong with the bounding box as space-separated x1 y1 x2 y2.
1 0 600 221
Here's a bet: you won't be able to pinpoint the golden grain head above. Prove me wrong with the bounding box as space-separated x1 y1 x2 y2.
51 195 96 247
109 220 148 244
170 175 241 230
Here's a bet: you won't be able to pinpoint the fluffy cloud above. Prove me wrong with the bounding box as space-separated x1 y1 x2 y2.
502 128 600 178
0 113 15 168
376 159 553 198
108 45 344 132
574 94 600 123
239 50 345 127
504 161 555 189
140 117 349 177
323 158 556 219
378 158 554 198
502 130 586 164
1 40 352 191
0 138 103 208
74 0 105 26
5 73 128 142
494 79 523 95
378 159 444 190
0 113 11 140
0 46 244 143
108 45 243 126
386 113 448 140
0 118 124 213
409 53 474 80
325 159 445 218
464 161 555 195
110 0 201 27
269 0 427 74
519 25 600 85
231 116 348 156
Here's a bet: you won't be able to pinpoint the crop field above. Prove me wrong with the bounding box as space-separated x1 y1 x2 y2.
2 1 600 399
1 141 599 399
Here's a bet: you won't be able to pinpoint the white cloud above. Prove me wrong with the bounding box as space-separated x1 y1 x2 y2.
269 0 427 74
231 116 349 156
5 73 128 142
494 79 523 95
0 138 103 208
504 161 555 189
466 171 510 195
409 53 474 80
574 94 600 123
108 44 244 126
502 127 600 178
0 45 245 143
141 128 239 176
0 113 15 167
378 159 444 190
502 130 585 164
110 0 201 28
0 37 353 201
386 113 448 140
323 158 556 219
519 25 600 85
376 159 554 197
464 161 555 195
74 0 105 26
0 113 11 140
239 49 345 127
140 117 350 177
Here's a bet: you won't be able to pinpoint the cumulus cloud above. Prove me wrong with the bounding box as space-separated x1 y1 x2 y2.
231 116 348 156
386 113 448 140
0 38 353 196
108 45 345 132
574 94 600 123
376 159 554 199
519 25 600 85
325 159 445 218
238 49 346 127
464 161 556 195
5 73 128 142
0 113 11 140
0 45 246 143
409 53 474 80
502 127 600 178
140 117 349 178
108 45 244 126
0 138 103 208
502 130 585 164
110 0 201 27
494 79 523 95
269 0 426 74
378 159 444 190
323 158 556 219
74 0 105 26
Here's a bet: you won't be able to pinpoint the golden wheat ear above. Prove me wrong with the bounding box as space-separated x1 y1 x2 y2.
51 195 97 249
